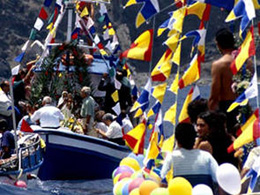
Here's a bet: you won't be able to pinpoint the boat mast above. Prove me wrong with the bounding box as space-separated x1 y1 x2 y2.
65 0 74 42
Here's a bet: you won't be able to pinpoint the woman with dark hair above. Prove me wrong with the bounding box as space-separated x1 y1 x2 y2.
194 111 239 167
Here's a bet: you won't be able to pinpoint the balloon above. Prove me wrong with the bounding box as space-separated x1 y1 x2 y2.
139 180 159 195
192 184 213 195
128 177 145 193
168 177 192 195
128 152 145 167
120 157 141 171
113 166 135 179
216 163 241 194
119 172 133 182
129 188 140 195
122 179 133 195
114 178 131 195
131 170 143 179
150 187 169 195
114 173 122 185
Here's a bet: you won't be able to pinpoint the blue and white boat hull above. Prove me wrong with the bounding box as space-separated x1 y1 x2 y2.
34 129 130 180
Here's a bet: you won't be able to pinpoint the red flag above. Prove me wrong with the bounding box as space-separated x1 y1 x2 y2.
39 7 48 20
20 119 34 133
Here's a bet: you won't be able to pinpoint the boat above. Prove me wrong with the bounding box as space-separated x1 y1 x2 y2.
0 133 44 185
33 128 130 180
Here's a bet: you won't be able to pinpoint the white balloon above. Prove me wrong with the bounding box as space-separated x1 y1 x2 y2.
216 163 241 194
192 184 213 195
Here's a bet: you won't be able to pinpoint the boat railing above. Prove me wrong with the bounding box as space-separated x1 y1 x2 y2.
0 134 43 174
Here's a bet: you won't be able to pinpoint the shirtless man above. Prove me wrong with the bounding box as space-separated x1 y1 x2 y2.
208 28 238 134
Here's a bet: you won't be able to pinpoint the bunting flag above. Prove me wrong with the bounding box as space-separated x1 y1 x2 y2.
20 119 34 133
99 3 108 15
14 52 26 63
145 110 164 166
151 49 173 82
151 82 167 104
124 0 160 28
111 90 119 102
242 157 260 193
172 42 182 65
71 27 81 40
80 7 89 17
123 121 146 154
161 134 175 153
34 17 44 31
169 72 179 94
195 0 237 11
164 102 177 125
147 101 161 118
164 33 180 52
157 12 173 36
39 7 48 20
230 26 255 75
227 73 258 112
186 2 211 21
121 29 154 61
178 54 201 89
112 102 121 116
44 0 52 7
131 78 152 112
225 0 255 38
227 109 259 153
180 29 207 59
12 65 20 76
178 85 200 123
252 0 260 9
168 7 186 33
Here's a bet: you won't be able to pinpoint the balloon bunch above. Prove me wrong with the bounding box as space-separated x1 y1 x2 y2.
112 153 215 195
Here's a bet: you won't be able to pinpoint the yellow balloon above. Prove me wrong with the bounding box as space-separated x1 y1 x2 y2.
139 180 159 195
151 187 169 195
129 188 140 195
120 157 141 171
113 173 121 185
113 178 131 195
168 177 192 195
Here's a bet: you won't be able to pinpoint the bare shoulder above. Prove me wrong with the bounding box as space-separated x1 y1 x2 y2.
212 55 233 71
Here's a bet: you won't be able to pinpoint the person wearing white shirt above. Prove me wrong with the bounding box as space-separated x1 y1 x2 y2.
160 123 218 189
96 113 124 145
31 96 64 128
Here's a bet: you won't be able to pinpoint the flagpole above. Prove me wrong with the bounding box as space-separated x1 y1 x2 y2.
251 21 260 113
148 17 156 74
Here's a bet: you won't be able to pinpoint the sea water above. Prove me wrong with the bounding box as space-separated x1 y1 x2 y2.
0 85 259 195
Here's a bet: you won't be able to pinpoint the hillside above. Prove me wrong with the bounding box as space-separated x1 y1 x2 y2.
0 0 240 79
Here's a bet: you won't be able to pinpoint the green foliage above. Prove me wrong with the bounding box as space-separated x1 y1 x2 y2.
30 42 91 104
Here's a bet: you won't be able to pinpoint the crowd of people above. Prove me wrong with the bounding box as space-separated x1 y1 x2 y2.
0 27 259 193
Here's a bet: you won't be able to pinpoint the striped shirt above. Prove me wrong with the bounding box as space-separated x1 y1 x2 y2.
160 148 218 182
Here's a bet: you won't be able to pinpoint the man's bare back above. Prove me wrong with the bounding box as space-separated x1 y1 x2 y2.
208 53 236 110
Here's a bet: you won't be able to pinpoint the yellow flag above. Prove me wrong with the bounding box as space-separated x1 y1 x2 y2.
111 90 119 102
171 7 185 33
164 33 180 51
134 108 143 118
161 134 175 153
152 82 167 103
146 132 160 160
164 103 177 125
46 22 53 31
172 42 182 66
80 7 89 17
